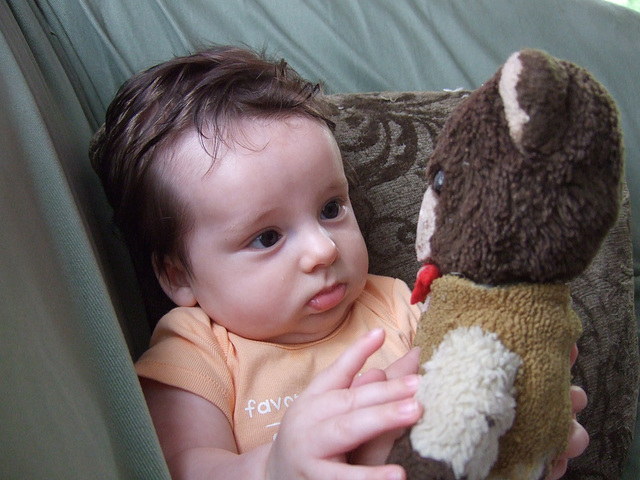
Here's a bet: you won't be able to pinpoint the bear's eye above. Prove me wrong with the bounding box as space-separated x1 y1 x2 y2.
433 170 445 193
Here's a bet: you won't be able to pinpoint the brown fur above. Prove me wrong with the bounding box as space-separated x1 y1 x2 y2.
425 50 623 285
388 431 456 480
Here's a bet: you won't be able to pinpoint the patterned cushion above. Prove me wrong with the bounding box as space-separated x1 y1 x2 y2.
327 91 639 478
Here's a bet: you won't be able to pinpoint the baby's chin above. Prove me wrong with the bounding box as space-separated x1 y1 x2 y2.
282 298 362 345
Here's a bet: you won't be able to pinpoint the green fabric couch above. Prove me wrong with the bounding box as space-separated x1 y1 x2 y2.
1 1 639 478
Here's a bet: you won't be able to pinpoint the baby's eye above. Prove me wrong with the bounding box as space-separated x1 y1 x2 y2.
249 230 282 249
321 200 343 220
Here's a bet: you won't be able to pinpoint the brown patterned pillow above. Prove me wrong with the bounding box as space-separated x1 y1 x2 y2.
327 91 639 479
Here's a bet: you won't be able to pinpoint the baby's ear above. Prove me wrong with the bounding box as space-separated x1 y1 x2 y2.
153 254 197 307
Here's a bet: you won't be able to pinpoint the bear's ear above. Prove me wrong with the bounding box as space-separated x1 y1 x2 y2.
498 49 570 155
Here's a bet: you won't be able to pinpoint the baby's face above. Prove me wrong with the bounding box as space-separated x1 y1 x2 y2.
164 117 368 343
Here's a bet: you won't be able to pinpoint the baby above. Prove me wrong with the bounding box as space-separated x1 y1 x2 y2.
90 46 587 479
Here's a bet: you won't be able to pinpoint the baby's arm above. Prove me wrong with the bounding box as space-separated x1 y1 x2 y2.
142 328 422 480
140 378 269 479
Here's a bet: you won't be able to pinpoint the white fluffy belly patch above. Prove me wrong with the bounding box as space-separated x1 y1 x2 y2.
410 325 522 480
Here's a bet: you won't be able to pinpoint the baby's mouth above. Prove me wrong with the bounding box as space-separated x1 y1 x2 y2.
308 283 347 312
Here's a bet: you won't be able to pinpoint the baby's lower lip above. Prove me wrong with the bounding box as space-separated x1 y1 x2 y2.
308 284 347 312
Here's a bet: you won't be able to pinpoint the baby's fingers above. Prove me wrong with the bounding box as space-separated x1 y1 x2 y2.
272 388 421 478
570 385 588 415
550 458 568 480
550 419 590 479
306 373 421 430
351 368 386 388
570 344 578 367
564 419 590 459
385 347 421 380
312 461 406 480
323 397 422 456
352 347 420 388
306 328 386 395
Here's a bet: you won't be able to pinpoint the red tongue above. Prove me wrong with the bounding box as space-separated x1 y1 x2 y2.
411 264 441 304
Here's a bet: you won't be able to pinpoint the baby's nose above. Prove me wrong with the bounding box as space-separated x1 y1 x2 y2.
300 226 338 272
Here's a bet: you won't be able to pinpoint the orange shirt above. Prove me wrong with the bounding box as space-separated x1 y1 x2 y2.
135 274 420 453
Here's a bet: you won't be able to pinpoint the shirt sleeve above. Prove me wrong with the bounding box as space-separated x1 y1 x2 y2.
135 307 235 426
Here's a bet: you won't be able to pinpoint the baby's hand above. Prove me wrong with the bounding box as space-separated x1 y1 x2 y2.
349 347 421 466
265 328 422 480
550 345 590 479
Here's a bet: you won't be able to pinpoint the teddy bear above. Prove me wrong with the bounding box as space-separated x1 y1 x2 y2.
386 49 624 479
